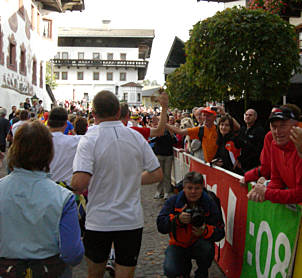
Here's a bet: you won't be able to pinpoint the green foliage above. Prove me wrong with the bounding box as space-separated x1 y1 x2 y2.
166 64 207 109
167 7 300 108
45 61 57 90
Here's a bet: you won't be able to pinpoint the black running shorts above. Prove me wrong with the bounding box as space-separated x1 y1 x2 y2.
83 228 143 266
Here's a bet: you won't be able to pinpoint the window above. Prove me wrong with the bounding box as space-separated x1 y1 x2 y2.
61 72 68 80
54 52 60 59
37 12 40 34
107 53 113 60
84 93 89 101
54 72 59 80
42 19 52 39
137 93 141 102
93 72 99 80
77 72 84 80
32 59 37 85
19 46 26 75
123 92 128 101
18 0 24 18
120 53 126 60
299 32 302 51
106 72 113 81
62 52 68 59
40 62 43 88
93 52 100 59
78 52 84 59
120 72 126 81
31 5 35 30
7 34 17 71
0 25 3 65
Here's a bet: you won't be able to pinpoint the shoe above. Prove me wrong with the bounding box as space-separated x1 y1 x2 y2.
106 259 115 276
164 193 169 200
154 192 163 199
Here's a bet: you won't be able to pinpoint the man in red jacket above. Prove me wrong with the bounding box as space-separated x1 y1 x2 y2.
247 107 302 204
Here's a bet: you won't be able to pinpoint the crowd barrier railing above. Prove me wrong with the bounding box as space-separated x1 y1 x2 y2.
172 147 302 278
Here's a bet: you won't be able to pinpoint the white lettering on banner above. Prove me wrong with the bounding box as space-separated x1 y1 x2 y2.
226 188 236 246
256 221 274 278
270 233 291 278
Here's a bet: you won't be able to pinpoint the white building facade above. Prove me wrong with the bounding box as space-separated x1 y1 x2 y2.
52 25 154 107
0 0 84 112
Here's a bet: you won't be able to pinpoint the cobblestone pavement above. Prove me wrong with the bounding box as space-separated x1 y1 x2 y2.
73 183 226 278
0 164 226 278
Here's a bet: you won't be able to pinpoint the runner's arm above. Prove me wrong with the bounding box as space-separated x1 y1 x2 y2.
71 172 91 194
141 167 163 185
149 92 169 137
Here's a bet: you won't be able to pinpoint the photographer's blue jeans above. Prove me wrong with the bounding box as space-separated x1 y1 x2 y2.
163 238 214 278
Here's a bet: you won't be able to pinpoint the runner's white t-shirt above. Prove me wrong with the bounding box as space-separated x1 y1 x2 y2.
73 121 160 231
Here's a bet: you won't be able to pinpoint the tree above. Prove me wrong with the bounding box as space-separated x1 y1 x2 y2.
45 61 57 90
185 7 300 106
166 64 207 109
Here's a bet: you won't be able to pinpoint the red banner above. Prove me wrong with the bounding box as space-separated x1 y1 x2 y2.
190 159 248 278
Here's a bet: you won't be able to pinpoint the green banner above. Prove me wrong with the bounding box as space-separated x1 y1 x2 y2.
241 185 302 278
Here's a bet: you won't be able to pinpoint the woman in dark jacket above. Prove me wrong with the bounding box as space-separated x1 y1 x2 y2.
213 114 244 175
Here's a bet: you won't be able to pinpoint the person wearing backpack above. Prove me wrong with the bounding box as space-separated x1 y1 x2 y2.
157 171 225 278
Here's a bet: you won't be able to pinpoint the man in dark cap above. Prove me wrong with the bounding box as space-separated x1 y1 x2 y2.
248 107 302 204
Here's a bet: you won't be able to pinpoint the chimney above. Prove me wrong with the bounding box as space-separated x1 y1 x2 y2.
101 20 111 30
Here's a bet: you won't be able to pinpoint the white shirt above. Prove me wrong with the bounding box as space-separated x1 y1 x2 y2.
49 132 81 185
12 120 27 136
73 121 160 231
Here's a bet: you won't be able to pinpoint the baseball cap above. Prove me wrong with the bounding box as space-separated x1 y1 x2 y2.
268 107 297 122
201 107 217 116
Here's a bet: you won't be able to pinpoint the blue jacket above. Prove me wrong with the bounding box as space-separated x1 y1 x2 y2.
157 190 225 248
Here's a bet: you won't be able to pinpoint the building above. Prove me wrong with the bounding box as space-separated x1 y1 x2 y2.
51 22 155 106
0 0 84 112
141 85 161 107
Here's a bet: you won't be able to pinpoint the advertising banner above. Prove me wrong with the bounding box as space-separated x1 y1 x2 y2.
190 157 248 278
241 187 302 278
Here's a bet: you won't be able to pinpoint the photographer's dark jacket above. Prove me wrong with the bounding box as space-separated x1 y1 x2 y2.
157 190 225 248
152 129 177 156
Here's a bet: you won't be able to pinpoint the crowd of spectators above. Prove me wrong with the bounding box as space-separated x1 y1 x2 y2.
1 91 302 278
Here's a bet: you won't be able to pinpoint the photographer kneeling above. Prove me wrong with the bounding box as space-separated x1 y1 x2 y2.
157 171 225 278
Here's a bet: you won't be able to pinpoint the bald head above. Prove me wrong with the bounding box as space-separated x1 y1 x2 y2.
244 109 257 128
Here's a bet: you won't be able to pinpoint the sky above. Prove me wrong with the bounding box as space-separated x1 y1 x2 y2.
54 0 223 85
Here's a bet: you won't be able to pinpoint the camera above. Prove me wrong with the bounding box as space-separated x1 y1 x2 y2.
184 207 205 227
210 106 218 112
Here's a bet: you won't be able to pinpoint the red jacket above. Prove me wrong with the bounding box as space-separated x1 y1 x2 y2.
244 131 273 183
265 140 302 204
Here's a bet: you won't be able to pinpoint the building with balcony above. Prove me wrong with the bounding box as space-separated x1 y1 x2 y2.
51 23 155 106
0 0 84 112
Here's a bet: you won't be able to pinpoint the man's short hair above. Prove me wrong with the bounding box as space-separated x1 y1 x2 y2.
48 107 68 128
20 110 29 121
183 171 204 186
93 91 120 118
7 121 54 172
120 103 130 119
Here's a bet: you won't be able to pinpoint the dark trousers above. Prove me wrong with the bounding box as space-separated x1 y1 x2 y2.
163 237 214 278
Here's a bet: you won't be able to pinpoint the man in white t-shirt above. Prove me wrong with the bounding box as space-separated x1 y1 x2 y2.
48 107 81 185
71 91 162 278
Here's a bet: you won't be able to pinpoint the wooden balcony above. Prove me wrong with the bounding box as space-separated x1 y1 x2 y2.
51 59 148 68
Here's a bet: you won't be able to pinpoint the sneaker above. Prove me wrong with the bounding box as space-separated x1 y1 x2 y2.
164 193 169 200
154 192 163 199
106 259 115 276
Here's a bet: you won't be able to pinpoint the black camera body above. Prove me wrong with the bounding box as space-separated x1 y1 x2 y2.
184 207 205 227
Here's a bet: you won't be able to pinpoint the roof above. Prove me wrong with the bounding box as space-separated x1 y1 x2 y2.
142 86 161 97
121 82 143 88
164 36 186 74
39 0 85 12
58 27 155 38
